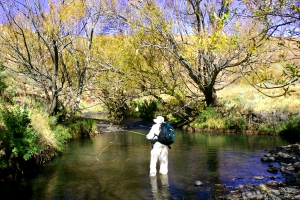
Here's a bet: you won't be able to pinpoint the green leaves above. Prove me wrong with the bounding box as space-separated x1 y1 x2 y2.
0 64 8 95
130 99 158 119
0 105 40 167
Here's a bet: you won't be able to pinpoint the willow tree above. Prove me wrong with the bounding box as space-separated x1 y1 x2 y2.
242 0 300 92
90 35 140 121
0 0 104 116
121 0 280 110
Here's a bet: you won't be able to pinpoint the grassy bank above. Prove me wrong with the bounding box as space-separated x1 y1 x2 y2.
79 83 300 139
184 84 300 138
218 84 300 115
0 106 97 179
0 67 99 179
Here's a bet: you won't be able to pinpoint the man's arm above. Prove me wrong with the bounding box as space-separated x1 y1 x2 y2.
146 124 159 140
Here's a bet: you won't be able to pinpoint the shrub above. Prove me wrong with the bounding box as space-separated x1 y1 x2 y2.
52 125 72 151
0 64 8 96
166 114 182 124
0 64 16 104
256 117 284 134
280 115 300 140
65 117 97 138
191 107 226 129
257 123 276 133
130 99 158 119
195 107 218 122
225 115 248 131
0 105 40 169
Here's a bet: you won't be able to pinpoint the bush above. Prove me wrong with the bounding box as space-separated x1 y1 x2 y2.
166 114 182 125
0 64 8 95
225 115 248 131
191 107 226 129
130 99 158 119
194 107 217 123
52 125 72 151
65 117 97 138
280 115 300 140
255 115 288 134
257 123 275 133
0 64 16 104
0 106 40 169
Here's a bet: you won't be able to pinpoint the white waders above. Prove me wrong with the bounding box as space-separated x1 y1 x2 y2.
150 142 168 176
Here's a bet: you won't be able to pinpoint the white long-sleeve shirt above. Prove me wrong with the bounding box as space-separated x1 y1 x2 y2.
146 123 161 141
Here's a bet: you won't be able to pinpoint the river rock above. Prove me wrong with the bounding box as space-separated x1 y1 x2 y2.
241 190 263 199
293 162 300 170
286 166 295 171
261 156 276 162
285 186 299 193
267 166 279 173
254 176 265 180
279 113 289 121
267 193 281 200
266 180 279 187
194 180 203 186
270 189 280 196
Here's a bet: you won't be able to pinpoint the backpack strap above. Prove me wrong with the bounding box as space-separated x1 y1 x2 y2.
153 133 172 149
151 134 158 149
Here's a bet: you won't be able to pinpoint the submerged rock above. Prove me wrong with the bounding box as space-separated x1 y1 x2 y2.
254 176 265 180
261 156 276 162
267 166 279 173
194 180 204 186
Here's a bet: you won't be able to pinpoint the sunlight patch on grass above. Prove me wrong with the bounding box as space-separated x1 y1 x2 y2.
79 101 106 113
30 110 57 148
218 84 300 114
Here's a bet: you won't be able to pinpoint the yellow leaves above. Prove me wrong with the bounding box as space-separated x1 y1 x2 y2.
198 36 207 47
291 4 300 12
42 1 86 35
247 38 257 54
197 31 234 52
59 1 86 23
42 3 59 35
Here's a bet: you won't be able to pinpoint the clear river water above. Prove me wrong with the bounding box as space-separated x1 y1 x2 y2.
1 128 289 200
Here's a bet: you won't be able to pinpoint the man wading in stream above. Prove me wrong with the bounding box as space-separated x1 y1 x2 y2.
146 116 169 177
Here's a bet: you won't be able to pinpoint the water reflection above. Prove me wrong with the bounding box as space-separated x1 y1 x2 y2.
150 174 170 200
0 129 289 200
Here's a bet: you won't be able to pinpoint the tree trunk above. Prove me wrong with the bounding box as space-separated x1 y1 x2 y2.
49 39 59 116
204 88 218 107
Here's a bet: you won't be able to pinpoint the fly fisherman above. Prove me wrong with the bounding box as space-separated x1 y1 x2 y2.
146 116 168 177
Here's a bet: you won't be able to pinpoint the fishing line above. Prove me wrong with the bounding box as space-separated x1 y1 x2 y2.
97 131 118 160
96 129 147 161
121 130 147 136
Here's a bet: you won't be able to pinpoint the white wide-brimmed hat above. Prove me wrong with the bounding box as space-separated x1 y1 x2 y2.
153 116 164 124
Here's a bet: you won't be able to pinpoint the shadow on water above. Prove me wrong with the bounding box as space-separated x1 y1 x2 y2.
0 129 289 200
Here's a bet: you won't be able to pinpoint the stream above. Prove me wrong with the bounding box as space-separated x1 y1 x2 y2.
1 128 289 200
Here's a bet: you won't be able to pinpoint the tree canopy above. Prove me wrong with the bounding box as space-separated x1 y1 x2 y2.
0 0 298 122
